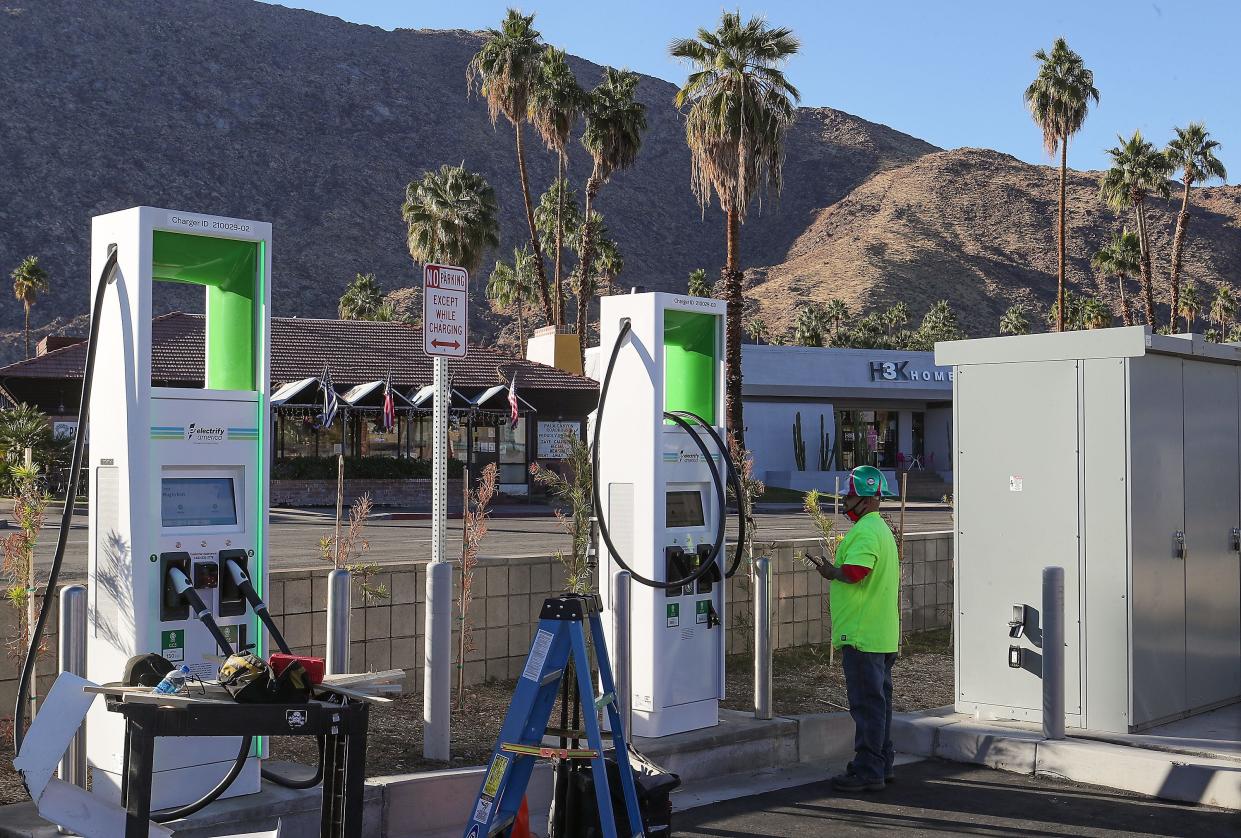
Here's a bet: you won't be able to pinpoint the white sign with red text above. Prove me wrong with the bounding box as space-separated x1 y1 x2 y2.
423 264 468 357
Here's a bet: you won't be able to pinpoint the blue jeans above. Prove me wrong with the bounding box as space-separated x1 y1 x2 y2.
842 646 896 782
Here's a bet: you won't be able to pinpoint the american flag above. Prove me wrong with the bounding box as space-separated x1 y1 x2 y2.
318 367 339 429
381 372 396 432
507 374 519 429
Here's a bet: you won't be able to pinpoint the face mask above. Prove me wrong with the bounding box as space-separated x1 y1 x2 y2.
845 499 864 522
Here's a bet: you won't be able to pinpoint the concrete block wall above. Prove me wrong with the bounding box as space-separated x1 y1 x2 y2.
270 478 464 509
0 532 953 707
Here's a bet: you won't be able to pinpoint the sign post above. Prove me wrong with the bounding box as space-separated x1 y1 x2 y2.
422 263 468 760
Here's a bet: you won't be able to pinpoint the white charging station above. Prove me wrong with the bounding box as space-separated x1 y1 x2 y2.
86 207 272 808
596 292 728 738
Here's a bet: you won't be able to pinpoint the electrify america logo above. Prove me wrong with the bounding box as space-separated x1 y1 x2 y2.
186 422 226 444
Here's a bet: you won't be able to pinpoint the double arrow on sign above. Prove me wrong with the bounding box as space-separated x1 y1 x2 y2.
431 339 460 350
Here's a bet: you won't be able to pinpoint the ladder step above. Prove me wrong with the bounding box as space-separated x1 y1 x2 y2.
544 726 613 741
540 668 564 686
593 691 615 710
487 815 515 837
501 743 599 760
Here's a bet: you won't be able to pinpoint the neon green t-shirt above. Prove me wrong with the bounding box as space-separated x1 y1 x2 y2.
829 511 899 652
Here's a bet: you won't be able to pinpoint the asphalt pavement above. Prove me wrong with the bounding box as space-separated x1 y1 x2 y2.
25 501 954 579
675 760 1240 837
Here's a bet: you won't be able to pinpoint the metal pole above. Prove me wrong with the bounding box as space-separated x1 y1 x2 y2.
424 561 453 760
833 475 840 521
58 585 87 791
424 353 452 759
325 569 351 675
754 556 772 720
1042 566 1065 740
611 570 632 735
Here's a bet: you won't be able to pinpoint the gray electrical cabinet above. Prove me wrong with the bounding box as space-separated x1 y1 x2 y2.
936 327 1241 733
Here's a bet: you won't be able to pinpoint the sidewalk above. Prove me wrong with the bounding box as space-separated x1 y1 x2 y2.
892 703 1241 810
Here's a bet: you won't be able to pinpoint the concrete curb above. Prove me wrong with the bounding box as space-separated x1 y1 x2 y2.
892 710 1241 810
0 709 856 837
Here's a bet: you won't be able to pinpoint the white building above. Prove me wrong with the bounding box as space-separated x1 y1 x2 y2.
741 345 953 496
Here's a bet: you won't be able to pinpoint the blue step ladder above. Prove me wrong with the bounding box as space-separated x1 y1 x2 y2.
463 594 645 838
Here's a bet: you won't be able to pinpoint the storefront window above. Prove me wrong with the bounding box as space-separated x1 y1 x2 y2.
499 418 528 486
319 415 344 457
361 413 399 457
280 414 318 458
912 411 926 459
835 409 898 469
409 415 432 459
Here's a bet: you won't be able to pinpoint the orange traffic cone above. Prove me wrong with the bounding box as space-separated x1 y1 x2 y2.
511 797 531 838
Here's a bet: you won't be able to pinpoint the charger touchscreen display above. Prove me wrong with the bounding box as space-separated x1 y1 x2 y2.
666 490 705 528
162 477 237 527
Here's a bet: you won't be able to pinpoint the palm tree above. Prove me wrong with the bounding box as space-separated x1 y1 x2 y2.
487 246 540 349
823 299 849 336
466 9 552 321
402 163 501 274
1210 285 1236 338
1179 280 1201 333
1080 297 1111 329
1166 123 1227 330
338 273 387 320
687 268 712 297
1025 38 1099 332
11 256 49 359
745 317 769 345
566 210 624 340
671 12 799 447
999 304 1031 336
793 304 828 347
883 302 910 336
1091 229 1141 327
1100 132 1173 327
578 67 646 362
529 47 585 326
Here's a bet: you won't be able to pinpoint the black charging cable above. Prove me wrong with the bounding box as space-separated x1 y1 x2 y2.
591 317 750 589
223 558 291 655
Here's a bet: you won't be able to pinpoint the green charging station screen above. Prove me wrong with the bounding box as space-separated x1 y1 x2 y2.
664 310 717 425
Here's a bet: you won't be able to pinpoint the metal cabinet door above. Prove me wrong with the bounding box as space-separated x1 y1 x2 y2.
1127 356 1187 726
1183 362 1241 709
955 360 1082 714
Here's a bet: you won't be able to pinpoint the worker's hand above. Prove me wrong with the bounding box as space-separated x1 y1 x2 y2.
813 557 840 581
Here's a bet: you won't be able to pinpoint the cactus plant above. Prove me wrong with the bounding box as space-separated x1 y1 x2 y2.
793 411 807 471
818 415 831 471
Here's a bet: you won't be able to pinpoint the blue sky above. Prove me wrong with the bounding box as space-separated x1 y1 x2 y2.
267 0 1238 175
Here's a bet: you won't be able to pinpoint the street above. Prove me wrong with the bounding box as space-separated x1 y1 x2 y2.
675 760 1240 837
27 502 954 579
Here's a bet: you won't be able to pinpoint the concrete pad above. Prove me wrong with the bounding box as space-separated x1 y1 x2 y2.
891 710 959 757
635 710 798 783
378 763 553 838
795 712 854 762
932 719 1042 774
1036 737 1241 810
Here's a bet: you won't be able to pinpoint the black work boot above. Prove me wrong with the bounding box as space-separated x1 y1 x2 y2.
831 770 885 793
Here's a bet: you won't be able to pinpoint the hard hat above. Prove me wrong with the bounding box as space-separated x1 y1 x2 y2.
846 465 897 498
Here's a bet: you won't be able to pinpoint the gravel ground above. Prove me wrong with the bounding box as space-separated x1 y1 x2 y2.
0 630 953 805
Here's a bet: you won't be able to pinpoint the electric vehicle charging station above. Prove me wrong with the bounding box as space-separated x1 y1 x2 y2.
595 291 730 738
85 207 272 808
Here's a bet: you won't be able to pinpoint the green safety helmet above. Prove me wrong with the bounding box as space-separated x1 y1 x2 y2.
846 465 897 498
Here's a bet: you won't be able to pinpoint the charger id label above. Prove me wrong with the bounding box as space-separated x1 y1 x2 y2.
666 603 680 628
161 629 185 662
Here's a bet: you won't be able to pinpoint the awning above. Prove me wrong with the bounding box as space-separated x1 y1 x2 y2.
270 376 320 407
341 380 416 408
472 383 537 412
408 385 475 410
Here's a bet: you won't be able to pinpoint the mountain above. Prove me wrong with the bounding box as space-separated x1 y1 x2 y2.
0 0 930 364
747 148 1241 336
2 0 1239 369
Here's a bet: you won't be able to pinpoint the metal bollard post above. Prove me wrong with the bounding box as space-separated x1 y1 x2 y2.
754 557 773 720
611 570 632 735
58 585 87 792
325 569 351 676
1042 566 1065 740
423 561 453 760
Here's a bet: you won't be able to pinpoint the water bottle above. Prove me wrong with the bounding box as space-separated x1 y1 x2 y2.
153 665 190 695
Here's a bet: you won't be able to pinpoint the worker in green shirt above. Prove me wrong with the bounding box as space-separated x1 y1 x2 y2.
811 465 900 792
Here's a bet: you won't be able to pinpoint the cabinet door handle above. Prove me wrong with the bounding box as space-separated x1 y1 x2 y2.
1174 531 1186 560
1232 527 1240 552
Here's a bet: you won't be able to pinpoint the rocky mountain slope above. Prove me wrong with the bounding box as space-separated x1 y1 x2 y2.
2 0 1239 366
0 0 930 363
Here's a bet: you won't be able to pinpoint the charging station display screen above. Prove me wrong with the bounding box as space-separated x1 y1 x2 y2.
666 490 705 528
162 477 238 527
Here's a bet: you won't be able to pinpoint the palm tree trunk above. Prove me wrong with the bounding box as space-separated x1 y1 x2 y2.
23 302 30 359
553 154 566 328
724 207 745 449
1056 140 1067 332
515 122 553 323
1169 179 1192 333
576 175 600 370
1118 273 1132 327
1135 200 1156 328
517 304 525 350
